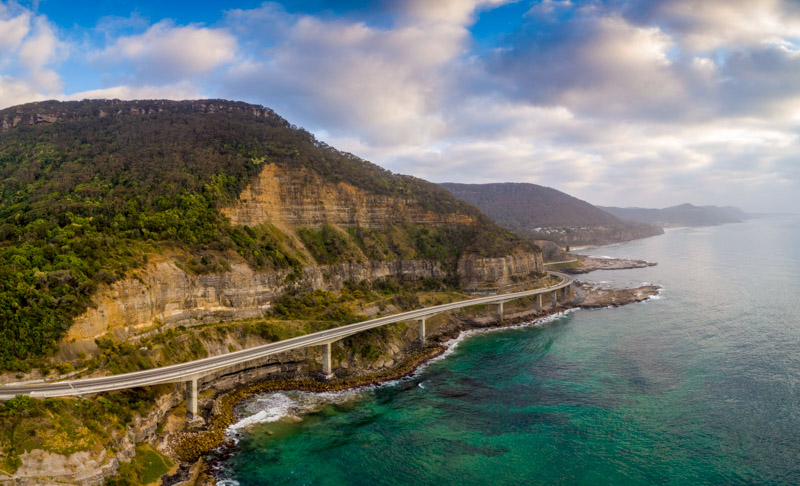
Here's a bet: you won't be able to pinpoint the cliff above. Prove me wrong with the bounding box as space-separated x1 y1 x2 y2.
58 256 447 360
223 164 475 229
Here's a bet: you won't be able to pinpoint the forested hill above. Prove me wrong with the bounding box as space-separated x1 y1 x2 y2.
599 203 748 227
440 182 663 246
0 99 534 370
440 182 619 228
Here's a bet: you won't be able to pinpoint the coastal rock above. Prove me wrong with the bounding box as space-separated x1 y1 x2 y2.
566 255 657 274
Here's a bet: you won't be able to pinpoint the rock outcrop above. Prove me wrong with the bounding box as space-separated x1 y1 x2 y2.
456 252 544 290
223 164 475 229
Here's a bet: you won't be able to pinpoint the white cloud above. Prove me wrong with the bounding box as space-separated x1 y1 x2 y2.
0 75 46 109
400 0 510 24
643 0 800 51
19 17 59 70
0 9 29 53
92 20 237 81
0 4 65 104
223 5 472 146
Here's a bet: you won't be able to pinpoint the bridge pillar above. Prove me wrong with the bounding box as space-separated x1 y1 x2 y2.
186 378 198 419
418 318 426 342
497 302 504 322
322 342 332 375
537 294 542 310
562 287 569 299
552 290 557 306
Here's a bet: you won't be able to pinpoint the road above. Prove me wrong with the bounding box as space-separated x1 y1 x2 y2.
0 272 573 400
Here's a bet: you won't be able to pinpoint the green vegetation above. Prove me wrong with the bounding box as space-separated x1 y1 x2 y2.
298 224 363 265
0 388 166 473
546 259 583 271
0 99 533 371
107 444 174 486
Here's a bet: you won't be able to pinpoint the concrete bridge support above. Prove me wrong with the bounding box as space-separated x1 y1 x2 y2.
418 318 426 342
186 377 198 419
322 342 332 375
537 294 542 310
497 302 504 322
552 290 557 306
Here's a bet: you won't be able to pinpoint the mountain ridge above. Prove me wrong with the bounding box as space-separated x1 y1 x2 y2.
599 203 749 227
439 182 663 246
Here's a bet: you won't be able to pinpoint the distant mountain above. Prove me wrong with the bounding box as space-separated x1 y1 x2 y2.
598 203 749 228
439 182 663 247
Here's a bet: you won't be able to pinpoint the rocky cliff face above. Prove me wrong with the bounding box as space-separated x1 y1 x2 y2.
456 252 544 290
59 256 445 360
222 164 475 229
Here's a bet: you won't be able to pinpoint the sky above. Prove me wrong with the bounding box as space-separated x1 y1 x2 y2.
1 1 799 212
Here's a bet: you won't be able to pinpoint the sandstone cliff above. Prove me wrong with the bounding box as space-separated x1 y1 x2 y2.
456 252 543 290
59 256 446 360
223 164 475 229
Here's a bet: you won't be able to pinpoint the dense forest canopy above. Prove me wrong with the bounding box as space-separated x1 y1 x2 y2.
0 99 534 371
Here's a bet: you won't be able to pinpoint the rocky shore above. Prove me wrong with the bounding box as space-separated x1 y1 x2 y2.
566 254 657 273
163 281 660 485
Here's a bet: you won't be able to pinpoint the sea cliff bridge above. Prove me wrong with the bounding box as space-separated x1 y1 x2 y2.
0 271 574 417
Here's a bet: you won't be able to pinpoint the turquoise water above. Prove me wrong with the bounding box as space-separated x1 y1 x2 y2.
216 217 800 485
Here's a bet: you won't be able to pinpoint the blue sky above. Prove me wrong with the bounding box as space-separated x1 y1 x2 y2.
2 0 800 211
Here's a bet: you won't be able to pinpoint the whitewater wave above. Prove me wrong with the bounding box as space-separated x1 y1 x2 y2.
227 389 367 432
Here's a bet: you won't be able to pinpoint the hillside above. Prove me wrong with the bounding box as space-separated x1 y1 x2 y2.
0 99 540 371
440 182 663 247
599 203 748 227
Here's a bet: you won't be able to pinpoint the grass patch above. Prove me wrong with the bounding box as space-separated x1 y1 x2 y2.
107 443 174 486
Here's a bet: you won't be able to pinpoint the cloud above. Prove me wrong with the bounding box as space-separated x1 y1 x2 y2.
0 75 47 108
0 8 29 53
399 0 510 24
0 3 65 106
18 17 65 92
222 3 473 146
487 12 689 118
630 0 800 51
92 20 238 82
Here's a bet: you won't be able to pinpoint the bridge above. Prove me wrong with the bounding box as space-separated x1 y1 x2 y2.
0 271 574 417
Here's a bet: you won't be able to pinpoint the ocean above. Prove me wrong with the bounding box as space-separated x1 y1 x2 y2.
215 216 800 485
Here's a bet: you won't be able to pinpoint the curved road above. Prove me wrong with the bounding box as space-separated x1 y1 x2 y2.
0 271 573 400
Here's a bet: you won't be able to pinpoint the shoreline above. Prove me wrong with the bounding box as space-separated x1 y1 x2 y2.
167 282 661 482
